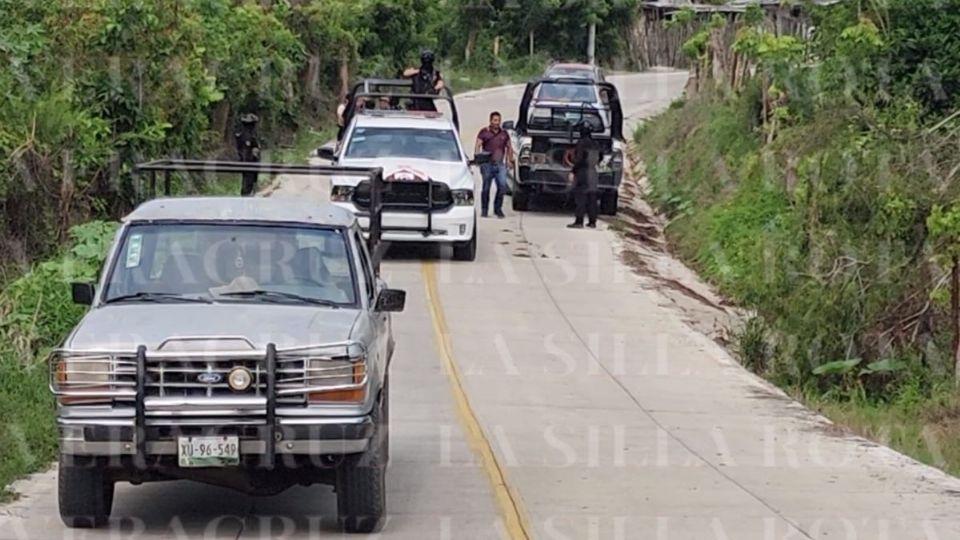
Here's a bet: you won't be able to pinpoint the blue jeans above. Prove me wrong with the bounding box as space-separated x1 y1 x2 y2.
480 162 508 214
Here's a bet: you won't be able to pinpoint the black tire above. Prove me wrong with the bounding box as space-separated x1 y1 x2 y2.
600 190 619 216
58 456 114 528
336 392 388 534
512 186 530 211
452 226 477 261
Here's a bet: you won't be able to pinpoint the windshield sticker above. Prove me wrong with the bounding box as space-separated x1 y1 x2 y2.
125 234 143 268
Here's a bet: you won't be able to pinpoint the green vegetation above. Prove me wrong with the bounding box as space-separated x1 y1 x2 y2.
444 57 548 94
636 1 960 473
264 127 336 170
0 221 117 498
441 0 638 69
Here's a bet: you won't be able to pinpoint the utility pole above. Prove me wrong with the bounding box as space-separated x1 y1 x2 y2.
587 22 597 65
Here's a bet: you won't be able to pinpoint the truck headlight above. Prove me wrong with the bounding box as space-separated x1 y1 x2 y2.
451 189 474 206
331 185 355 202
55 356 111 385
306 358 367 403
53 355 113 405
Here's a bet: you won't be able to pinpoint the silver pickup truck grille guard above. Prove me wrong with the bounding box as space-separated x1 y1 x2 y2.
49 339 367 467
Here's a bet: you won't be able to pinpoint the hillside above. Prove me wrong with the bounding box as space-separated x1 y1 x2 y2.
635 1 960 473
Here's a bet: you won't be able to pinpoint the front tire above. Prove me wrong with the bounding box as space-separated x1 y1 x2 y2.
600 190 619 215
452 225 477 261
59 456 114 528
336 389 388 534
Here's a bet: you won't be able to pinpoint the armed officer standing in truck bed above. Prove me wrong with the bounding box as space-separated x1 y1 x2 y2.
403 49 444 111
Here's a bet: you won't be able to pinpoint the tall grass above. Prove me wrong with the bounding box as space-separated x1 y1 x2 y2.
0 221 117 498
635 88 960 473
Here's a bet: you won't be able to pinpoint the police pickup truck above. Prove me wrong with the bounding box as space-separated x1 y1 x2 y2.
317 79 490 261
50 160 403 533
504 77 624 215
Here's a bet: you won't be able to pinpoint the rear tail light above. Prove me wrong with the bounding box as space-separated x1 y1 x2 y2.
612 150 623 166
519 146 531 165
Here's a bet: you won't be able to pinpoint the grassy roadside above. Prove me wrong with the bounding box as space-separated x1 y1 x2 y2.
805 389 960 476
266 125 335 165
445 61 542 94
0 221 117 499
633 90 960 477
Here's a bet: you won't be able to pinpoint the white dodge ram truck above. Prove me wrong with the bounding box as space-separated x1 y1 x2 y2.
317 80 489 261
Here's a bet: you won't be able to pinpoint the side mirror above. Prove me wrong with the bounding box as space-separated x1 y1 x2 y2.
314 144 337 161
470 151 492 167
502 120 515 131
71 282 95 306
375 289 406 313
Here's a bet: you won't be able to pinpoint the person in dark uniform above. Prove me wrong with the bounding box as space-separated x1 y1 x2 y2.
234 113 261 196
568 120 601 229
403 49 444 112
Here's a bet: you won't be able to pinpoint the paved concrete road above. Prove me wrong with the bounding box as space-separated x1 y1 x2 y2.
5 72 960 539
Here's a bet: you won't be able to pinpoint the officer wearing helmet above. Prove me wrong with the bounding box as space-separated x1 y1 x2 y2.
234 113 261 196
568 118 601 229
403 49 444 111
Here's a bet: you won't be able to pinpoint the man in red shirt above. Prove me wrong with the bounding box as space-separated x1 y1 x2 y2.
474 111 514 218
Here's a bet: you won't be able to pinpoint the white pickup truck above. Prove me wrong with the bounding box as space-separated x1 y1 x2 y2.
317 79 490 261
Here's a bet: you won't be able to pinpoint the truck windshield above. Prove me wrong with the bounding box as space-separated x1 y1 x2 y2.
103 223 357 306
536 82 598 103
344 127 461 161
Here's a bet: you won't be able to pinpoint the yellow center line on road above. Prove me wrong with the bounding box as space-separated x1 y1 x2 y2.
421 262 531 540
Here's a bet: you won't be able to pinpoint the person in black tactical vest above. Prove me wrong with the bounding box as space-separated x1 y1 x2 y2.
568 119 601 229
234 113 261 196
403 49 444 112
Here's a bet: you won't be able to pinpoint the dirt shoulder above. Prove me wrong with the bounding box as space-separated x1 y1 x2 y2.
610 142 747 350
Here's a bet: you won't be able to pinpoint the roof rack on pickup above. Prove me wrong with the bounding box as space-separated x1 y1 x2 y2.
342 78 460 131
360 109 446 120
134 159 389 275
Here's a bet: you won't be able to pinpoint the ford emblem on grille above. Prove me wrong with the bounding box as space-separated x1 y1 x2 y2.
196 372 223 384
